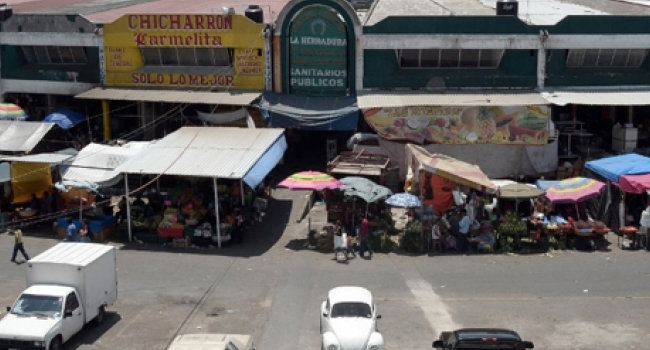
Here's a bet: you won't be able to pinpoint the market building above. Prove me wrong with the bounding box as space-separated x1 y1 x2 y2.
0 0 287 144
354 0 650 179
76 0 278 141
267 0 650 180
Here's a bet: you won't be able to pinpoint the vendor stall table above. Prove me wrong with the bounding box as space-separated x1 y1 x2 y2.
157 227 184 239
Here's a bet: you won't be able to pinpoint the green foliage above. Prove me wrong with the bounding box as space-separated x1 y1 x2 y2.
497 211 527 238
399 220 423 253
370 233 395 253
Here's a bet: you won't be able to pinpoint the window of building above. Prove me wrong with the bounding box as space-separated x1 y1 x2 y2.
140 47 232 67
566 49 648 68
21 46 88 64
398 49 504 68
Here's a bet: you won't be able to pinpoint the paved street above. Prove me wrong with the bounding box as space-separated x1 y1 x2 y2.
1 189 650 349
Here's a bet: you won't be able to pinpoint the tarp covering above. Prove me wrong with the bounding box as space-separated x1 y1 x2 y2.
0 163 10 182
76 88 261 106
0 121 55 152
43 109 86 130
11 162 52 203
406 143 497 193
242 135 287 188
618 174 650 194
257 92 359 131
0 153 74 164
116 127 286 189
585 153 650 183
420 170 454 214
61 142 150 188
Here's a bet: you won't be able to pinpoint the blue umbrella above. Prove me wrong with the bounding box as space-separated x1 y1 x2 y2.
385 192 421 208
43 109 86 129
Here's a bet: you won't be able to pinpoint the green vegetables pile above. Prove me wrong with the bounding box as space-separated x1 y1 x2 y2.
497 211 527 237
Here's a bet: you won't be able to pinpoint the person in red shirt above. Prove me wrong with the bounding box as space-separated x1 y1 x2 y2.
359 218 373 259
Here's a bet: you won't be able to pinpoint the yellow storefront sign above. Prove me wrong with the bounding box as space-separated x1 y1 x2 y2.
104 14 265 89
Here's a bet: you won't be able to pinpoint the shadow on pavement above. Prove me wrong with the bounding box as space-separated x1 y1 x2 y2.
119 197 293 258
65 311 122 350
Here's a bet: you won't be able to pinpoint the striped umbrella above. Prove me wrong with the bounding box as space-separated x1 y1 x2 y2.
277 170 342 191
545 177 605 204
0 103 27 121
277 171 342 232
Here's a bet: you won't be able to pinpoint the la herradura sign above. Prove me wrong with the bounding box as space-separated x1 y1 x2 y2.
289 6 348 96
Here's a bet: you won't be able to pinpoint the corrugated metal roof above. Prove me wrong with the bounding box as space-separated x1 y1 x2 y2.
0 121 54 152
116 127 285 179
85 0 291 24
0 153 73 164
62 141 150 187
541 89 650 106
363 0 650 26
75 88 261 106
357 90 547 108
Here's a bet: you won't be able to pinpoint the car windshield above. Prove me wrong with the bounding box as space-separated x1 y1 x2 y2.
331 302 372 318
11 294 63 317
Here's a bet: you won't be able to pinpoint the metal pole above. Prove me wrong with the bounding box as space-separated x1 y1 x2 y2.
240 180 245 207
125 174 132 242
214 177 221 248
79 193 83 221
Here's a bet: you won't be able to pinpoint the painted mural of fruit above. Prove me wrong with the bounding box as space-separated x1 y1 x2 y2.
460 107 478 131
476 108 496 139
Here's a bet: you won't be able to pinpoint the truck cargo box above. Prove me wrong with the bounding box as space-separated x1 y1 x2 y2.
26 242 117 322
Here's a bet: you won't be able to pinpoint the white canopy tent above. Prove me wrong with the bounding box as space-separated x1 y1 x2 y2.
115 127 287 246
61 142 151 188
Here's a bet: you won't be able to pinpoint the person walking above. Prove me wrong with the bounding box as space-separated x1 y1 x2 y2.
359 217 373 259
457 209 470 253
10 227 29 263
65 219 79 242
333 220 348 261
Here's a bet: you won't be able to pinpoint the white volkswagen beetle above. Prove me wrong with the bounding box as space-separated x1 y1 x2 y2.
320 286 384 350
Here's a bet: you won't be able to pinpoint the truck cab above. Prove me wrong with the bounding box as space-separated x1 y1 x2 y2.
0 285 84 350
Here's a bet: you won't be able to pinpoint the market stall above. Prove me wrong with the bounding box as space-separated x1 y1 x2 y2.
585 153 650 249
115 127 287 247
545 177 609 250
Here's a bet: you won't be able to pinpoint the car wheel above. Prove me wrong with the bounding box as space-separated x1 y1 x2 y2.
49 336 62 350
92 305 105 326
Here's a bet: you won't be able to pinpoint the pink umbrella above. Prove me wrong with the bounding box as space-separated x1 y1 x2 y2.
277 170 342 190
545 177 605 204
277 171 342 232
618 174 650 194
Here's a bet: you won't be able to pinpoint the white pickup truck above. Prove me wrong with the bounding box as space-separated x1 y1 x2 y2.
0 242 117 350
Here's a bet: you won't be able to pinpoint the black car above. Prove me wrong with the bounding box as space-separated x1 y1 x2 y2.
432 328 534 349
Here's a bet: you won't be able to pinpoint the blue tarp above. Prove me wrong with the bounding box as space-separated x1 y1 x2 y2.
585 153 650 183
242 134 287 189
256 92 359 131
43 109 86 129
